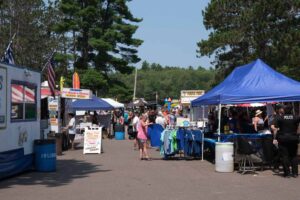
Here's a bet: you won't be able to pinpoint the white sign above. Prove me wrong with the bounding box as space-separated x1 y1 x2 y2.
61 88 92 99
48 96 60 133
83 127 102 154
176 117 190 127
180 90 205 104
0 67 7 129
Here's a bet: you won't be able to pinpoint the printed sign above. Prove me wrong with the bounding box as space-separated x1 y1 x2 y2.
61 88 92 99
176 117 190 127
83 127 102 154
48 96 60 133
0 67 7 128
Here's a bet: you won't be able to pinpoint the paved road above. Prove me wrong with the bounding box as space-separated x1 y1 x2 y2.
0 139 299 200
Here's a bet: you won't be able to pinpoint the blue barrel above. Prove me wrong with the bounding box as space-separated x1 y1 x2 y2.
115 132 125 140
34 139 56 172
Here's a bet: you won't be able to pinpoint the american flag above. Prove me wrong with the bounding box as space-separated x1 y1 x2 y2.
3 43 15 64
47 59 56 98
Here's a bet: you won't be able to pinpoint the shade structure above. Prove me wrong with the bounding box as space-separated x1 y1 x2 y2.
41 87 60 99
127 98 148 107
102 98 124 108
192 59 300 106
70 95 113 111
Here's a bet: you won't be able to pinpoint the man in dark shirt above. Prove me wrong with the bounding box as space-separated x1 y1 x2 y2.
273 104 300 177
270 104 284 172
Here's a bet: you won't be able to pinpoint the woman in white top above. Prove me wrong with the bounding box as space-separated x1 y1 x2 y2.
252 110 266 132
67 112 76 150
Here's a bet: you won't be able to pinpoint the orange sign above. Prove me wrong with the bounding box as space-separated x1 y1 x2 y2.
73 72 80 89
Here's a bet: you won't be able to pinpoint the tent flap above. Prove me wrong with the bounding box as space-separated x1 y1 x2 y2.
192 59 300 106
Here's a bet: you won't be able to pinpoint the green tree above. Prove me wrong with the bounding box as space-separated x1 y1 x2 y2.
109 61 215 102
198 0 300 80
81 69 107 93
0 0 59 70
54 0 143 81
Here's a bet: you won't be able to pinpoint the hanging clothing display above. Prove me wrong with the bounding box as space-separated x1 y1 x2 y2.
160 128 203 159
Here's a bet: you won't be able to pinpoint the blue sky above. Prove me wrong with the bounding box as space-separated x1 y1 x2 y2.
128 0 212 68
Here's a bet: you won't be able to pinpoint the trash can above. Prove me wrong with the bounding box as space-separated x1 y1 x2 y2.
115 132 125 140
215 142 234 172
47 132 63 155
34 139 56 172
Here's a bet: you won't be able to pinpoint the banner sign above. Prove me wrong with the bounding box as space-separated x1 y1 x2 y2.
0 67 7 129
84 127 102 154
48 96 60 133
61 88 92 99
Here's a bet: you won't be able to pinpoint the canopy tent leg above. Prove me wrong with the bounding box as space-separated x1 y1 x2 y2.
217 104 221 142
201 106 205 161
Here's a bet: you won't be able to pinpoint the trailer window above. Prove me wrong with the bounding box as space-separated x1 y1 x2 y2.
11 81 37 121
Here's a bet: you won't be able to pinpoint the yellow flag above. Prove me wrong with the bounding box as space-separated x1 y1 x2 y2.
60 76 65 92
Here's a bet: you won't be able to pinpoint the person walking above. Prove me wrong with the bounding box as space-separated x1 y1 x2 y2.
66 112 76 150
137 114 151 160
273 105 300 178
132 112 140 150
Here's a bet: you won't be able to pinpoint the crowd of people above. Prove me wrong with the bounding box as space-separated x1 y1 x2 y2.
112 108 184 160
207 104 299 178
63 104 299 177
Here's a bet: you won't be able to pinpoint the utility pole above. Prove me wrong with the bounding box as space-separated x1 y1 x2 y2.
133 67 137 101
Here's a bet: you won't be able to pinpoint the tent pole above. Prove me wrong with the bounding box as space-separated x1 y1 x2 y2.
217 104 221 142
201 106 205 161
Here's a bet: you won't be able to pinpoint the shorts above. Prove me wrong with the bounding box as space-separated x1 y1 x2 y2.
69 134 75 141
138 139 147 149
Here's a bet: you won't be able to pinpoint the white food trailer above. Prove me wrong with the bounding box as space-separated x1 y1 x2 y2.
0 62 41 179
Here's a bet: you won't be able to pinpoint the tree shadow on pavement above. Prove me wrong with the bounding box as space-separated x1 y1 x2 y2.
0 159 111 189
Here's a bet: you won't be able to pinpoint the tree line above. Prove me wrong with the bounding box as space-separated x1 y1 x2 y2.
0 0 142 96
198 0 300 84
108 61 215 102
1 1 299 101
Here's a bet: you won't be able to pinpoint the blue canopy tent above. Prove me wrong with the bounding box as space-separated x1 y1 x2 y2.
192 59 300 106
70 95 114 111
191 59 300 138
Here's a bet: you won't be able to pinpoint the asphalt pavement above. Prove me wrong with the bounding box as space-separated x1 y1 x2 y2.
0 138 299 200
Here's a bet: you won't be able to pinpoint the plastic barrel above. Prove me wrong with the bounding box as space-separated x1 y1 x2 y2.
115 132 125 140
215 142 234 172
34 139 56 172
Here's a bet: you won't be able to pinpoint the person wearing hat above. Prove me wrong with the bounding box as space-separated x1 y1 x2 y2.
252 109 265 132
273 104 300 177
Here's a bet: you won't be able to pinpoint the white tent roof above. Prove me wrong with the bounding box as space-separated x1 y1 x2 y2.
102 98 124 108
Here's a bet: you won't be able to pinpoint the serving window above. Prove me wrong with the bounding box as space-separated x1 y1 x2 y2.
11 81 37 121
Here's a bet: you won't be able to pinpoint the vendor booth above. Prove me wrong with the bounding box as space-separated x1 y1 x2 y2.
192 59 300 172
0 62 41 179
102 98 124 109
68 95 113 154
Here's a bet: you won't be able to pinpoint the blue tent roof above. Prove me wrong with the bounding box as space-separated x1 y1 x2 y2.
192 59 300 106
71 95 114 110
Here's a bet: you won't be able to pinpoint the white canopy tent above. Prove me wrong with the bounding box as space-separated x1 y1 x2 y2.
102 98 124 109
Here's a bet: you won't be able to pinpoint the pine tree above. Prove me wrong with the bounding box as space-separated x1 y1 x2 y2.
198 0 300 80
53 0 143 92
0 0 59 70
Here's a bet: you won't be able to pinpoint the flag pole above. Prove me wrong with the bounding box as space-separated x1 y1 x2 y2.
133 67 137 101
2 33 16 60
41 51 55 72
